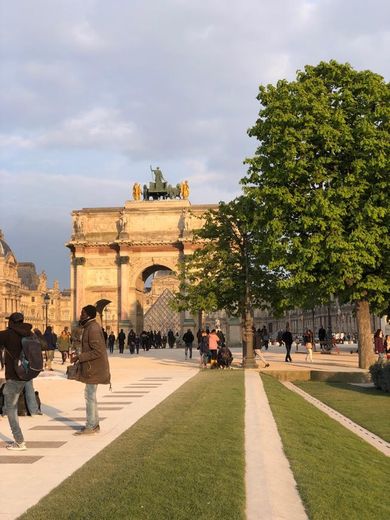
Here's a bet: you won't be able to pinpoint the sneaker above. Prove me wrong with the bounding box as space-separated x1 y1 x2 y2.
74 425 100 436
6 441 27 451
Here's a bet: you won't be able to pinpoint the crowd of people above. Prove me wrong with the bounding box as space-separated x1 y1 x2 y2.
100 326 234 369
1 310 389 452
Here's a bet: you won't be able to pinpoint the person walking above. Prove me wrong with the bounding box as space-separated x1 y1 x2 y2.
282 325 293 363
183 329 194 359
318 325 326 352
43 326 56 371
373 329 385 360
208 329 220 367
118 329 126 354
71 305 111 435
108 332 115 354
0 312 39 451
304 329 314 362
58 326 71 364
261 326 269 350
254 328 270 368
167 329 176 349
199 330 209 368
127 329 136 354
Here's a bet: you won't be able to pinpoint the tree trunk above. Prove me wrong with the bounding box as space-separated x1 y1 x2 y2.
355 300 375 369
243 311 257 368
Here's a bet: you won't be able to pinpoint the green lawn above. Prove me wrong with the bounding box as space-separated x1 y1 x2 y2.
262 374 390 520
21 371 245 520
295 381 390 442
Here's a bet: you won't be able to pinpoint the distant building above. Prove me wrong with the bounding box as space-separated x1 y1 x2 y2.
0 230 71 334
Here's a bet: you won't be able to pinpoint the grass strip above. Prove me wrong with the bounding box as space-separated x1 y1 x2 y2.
20 370 245 520
262 374 390 520
295 381 390 442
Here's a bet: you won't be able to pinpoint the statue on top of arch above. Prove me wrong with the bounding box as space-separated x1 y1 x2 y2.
132 166 190 201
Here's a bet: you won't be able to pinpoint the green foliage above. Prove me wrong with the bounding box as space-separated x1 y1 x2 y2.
173 196 279 317
243 60 390 314
369 360 390 392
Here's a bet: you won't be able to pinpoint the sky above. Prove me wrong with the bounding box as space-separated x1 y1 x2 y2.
1 0 389 289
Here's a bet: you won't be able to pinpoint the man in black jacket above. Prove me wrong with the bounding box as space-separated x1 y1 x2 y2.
282 324 293 363
182 329 195 359
0 312 33 450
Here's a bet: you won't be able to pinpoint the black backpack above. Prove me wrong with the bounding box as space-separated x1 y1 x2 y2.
15 334 44 380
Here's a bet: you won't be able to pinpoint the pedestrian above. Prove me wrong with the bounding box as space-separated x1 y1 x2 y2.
167 329 175 349
318 325 326 352
282 324 293 363
183 329 194 359
254 328 270 368
118 329 126 354
208 329 219 367
0 312 39 451
162 334 167 349
373 329 385 360
384 335 390 360
108 332 115 354
102 328 108 345
155 331 162 349
134 334 140 354
199 330 209 368
127 329 136 354
43 326 56 371
304 329 314 362
71 305 111 435
261 326 269 350
58 326 71 364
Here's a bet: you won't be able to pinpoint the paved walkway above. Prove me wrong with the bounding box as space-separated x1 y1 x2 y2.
245 371 307 520
0 346 368 519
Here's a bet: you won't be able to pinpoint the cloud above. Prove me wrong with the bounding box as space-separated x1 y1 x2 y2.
0 0 389 287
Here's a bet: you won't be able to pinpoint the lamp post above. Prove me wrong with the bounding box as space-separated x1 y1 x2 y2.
44 293 50 329
104 306 109 331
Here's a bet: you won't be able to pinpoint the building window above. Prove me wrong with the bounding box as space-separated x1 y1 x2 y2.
31 297 35 302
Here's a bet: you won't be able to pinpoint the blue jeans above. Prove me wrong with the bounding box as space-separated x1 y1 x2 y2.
85 384 99 429
3 379 26 443
24 380 39 414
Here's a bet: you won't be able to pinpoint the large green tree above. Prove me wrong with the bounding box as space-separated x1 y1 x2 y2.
243 60 390 368
173 196 276 366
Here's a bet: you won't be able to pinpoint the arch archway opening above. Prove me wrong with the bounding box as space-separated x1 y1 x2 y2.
135 265 180 335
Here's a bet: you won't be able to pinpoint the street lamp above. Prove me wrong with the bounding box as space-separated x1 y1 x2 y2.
44 293 50 329
104 306 109 331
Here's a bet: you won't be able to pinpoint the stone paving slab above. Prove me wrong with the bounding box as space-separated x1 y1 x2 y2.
245 371 308 520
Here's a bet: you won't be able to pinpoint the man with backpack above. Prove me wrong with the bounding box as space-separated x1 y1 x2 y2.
0 312 41 451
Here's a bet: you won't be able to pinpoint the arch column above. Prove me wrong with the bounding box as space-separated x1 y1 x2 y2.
71 256 85 324
118 255 131 329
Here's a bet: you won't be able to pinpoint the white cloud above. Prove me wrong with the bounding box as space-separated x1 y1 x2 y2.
37 108 143 151
0 0 388 287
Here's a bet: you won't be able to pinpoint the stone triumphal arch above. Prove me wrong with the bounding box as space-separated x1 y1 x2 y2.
66 197 216 333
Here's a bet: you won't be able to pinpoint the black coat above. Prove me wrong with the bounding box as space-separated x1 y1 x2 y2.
0 321 33 380
183 331 194 344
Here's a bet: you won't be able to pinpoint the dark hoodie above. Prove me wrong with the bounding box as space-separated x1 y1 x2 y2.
0 321 33 380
